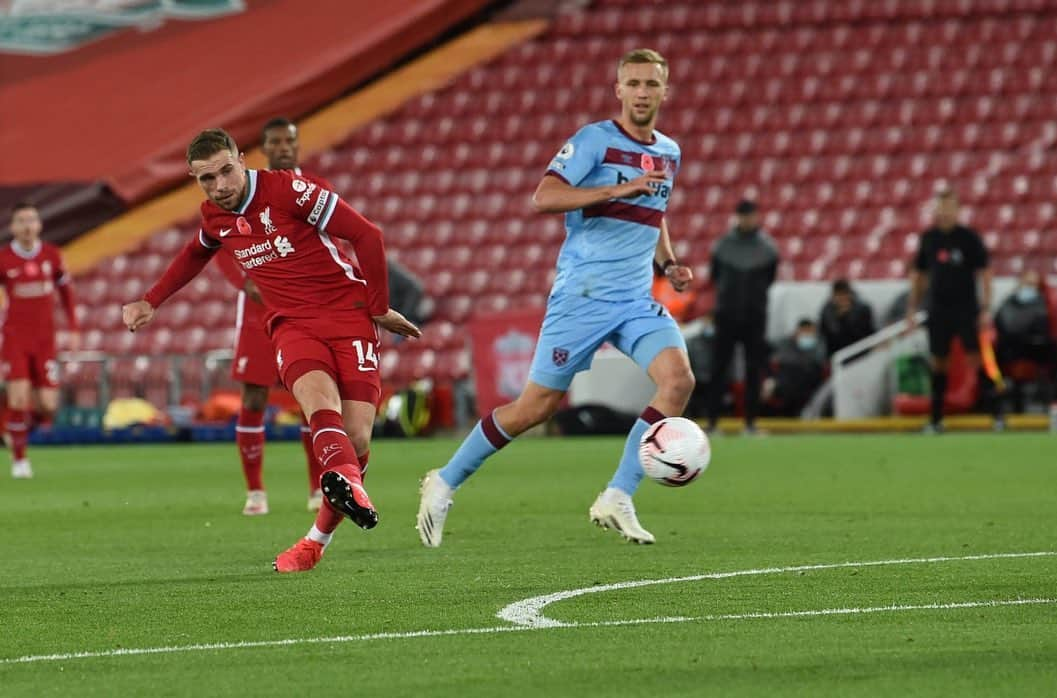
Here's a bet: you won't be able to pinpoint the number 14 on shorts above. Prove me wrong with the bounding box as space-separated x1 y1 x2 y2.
352 339 378 372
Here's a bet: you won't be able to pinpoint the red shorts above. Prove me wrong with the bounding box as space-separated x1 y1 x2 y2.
231 293 280 386
2 335 58 388
270 315 381 405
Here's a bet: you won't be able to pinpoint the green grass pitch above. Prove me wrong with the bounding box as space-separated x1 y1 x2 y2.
1 433 1055 697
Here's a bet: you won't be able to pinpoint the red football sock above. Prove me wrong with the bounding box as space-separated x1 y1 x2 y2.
309 409 362 534
300 412 324 492
5 409 28 461
236 407 265 491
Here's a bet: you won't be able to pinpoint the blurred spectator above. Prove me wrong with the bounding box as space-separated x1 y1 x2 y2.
818 278 876 359
651 262 697 322
684 311 715 417
388 258 429 327
906 188 1000 432
705 199 779 433
994 270 1056 411
762 318 826 416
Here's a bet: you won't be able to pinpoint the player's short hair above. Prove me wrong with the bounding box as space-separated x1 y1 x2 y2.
797 318 816 330
261 117 296 142
618 48 669 81
10 201 36 219
186 128 238 164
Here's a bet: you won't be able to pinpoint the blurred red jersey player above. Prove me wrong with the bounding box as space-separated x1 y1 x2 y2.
0 202 80 479
214 117 336 517
123 129 419 572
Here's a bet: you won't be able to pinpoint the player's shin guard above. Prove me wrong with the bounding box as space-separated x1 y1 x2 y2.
437 410 511 489
235 407 266 491
300 413 324 491
5 409 28 462
608 406 665 495
309 409 373 531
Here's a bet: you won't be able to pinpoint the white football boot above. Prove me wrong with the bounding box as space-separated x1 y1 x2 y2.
242 489 269 516
416 469 454 548
589 487 655 544
11 459 33 479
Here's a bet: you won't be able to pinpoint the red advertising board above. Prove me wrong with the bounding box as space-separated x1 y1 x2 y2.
467 308 544 418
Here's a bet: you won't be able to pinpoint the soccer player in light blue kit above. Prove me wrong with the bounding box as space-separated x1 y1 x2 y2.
417 49 695 545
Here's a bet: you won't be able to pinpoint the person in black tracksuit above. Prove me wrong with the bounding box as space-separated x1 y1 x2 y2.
906 188 998 432
706 199 779 433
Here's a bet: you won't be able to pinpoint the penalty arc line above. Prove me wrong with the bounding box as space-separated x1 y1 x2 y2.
497 550 1057 627
1 597 1055 666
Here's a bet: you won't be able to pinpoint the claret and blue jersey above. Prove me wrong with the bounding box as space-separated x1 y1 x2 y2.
528 119 685 392
545 119 680 301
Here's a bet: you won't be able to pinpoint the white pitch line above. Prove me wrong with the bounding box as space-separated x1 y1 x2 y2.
3 597 1054 666
497 550 1057 627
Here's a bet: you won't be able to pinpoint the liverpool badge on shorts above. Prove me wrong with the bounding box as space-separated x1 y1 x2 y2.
552 347 569 367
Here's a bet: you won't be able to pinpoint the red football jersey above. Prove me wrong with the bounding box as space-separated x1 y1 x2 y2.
215 168 338 325
0 241 76 341
145 169 389 327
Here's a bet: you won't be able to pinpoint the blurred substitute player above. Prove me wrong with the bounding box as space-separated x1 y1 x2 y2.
123 129 419 572
417 49 694 546
215 118 334 516
0 203 79 479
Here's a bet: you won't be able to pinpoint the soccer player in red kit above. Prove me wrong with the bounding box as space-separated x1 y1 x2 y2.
1 203 79 479
123 129 419 572
215 117 334 516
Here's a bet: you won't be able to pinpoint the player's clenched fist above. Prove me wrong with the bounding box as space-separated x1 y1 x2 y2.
122 300 155 332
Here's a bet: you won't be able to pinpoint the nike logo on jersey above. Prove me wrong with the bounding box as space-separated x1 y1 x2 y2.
219 228 232 237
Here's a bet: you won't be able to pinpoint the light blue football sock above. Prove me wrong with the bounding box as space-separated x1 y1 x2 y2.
608 417 650 495
438 414 512 489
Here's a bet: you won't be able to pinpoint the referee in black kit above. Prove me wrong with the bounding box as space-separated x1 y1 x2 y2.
906 188 1001 433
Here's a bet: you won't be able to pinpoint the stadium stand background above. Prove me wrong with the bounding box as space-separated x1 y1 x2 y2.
16 0 1057 416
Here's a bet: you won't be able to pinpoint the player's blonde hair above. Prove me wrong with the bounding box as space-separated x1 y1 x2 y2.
617 48 669 82
186 128 238 164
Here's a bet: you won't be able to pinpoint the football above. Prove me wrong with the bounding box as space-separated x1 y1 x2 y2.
638 417 711 487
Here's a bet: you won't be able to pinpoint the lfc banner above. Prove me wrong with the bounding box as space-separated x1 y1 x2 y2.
468 309 544 418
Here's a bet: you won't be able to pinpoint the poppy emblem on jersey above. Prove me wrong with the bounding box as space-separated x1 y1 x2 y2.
640 153 654 171
552 347 570 367
236 216 252 236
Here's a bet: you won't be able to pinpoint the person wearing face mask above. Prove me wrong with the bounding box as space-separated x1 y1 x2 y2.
762 319 826 417
706 199 779 434
994 270 1055 411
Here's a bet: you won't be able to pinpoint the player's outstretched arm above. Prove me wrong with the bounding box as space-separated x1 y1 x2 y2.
655 218 693 292
125 233 218 331
315 196 391 318
531 170 667 214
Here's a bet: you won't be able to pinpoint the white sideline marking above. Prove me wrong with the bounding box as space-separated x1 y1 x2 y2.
2 551 1054 666
3 598 1054 666
496 551 1057 627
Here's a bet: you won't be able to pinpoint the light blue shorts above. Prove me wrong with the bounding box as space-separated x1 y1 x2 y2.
528 293 687 391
